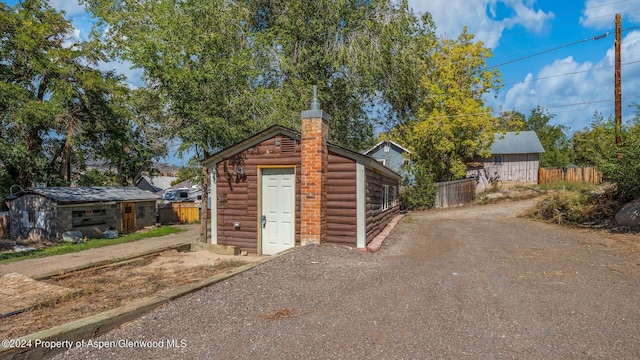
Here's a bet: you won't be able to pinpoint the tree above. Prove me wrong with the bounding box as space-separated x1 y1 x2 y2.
572 111 617 167
496 110 526 132
601 104 640 201
0 0 140 195
406 28 501 181
523 107 572 168
83 0 430 239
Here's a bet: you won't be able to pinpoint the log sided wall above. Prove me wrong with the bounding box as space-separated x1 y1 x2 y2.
212 131 400 253
214 135 302 254
365 168 400 244
326 153 357 245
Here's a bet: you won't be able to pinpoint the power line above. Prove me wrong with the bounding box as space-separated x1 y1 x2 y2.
492 32 613 68
500 59 640 87
422 95 640 121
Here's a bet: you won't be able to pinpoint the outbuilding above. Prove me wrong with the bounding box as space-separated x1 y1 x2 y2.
467 131 545 190
8 187 158 241
203 96 401 255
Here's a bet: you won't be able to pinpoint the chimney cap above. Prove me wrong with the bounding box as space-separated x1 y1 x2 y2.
301 85 330 121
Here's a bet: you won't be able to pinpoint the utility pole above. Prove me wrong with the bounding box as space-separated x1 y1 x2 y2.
615 13 622 157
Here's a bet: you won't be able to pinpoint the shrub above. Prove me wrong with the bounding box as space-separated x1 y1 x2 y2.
601 139 640 202
403 162 437 210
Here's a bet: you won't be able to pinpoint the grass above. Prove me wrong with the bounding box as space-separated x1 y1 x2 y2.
537 181 600 193
0 226 182 264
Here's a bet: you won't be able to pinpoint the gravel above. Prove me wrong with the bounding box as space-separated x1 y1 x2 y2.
55 200 640 359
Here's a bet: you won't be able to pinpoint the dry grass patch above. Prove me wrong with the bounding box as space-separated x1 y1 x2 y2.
0 250 249 338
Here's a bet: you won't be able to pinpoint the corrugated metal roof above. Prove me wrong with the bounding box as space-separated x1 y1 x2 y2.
18 187 159 204
490 131 545 154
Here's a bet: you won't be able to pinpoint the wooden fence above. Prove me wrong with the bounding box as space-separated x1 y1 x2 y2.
434 178 477 208
0 214 7 238
538 167 602 185
158 202 201 224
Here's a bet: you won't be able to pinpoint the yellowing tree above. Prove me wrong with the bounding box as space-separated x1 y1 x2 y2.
409 28 501 181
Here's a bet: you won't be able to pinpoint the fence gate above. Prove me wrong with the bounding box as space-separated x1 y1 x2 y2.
158 202 200 224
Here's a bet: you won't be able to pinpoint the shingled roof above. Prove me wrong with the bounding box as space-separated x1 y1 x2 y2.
16 187 159 204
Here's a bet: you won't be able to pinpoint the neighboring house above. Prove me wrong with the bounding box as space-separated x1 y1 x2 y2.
203 98 401 255
135 175 177 193
467 131 545 190
363 140 412 182
8 187 158 241
363 140 410 172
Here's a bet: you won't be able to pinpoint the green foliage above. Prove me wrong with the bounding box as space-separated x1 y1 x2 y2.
173 163 203 185
572 111 617 167
0 226 182 264
405 28 501 181
524 107 572 167
0 0 164 195
537 181 599 193
403 161 437 210
601 127 640 201
498 107 572 167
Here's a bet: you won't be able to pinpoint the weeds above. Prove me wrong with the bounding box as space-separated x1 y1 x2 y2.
527 187 619 225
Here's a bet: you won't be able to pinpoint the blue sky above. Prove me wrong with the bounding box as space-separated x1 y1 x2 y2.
409 0 640 131
5 0 640 163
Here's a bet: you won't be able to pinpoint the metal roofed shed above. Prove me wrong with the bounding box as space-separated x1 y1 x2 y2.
490 131 545 155
467 131 546 189
7 187 159 241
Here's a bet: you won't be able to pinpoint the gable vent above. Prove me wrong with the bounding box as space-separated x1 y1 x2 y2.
281 137 296 154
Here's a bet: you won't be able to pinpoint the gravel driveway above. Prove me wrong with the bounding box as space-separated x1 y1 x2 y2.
56 199 640 359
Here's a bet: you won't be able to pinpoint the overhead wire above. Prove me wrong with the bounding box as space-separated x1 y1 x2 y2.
500 59 640 87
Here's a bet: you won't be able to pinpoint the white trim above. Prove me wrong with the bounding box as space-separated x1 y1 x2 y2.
210 170 217 244
382 185 389 211
356 163 366 249
363 140 412 156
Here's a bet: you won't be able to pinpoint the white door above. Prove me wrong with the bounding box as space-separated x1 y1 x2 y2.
261 168 295 255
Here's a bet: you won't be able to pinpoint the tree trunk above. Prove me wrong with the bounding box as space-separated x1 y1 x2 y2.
59 122 74 183
199 166 209 243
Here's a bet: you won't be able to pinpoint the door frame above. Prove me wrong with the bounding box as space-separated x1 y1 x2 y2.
257 166 296 255
121 202 135 233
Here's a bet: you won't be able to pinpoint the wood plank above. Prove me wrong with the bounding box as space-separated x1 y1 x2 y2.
326 215 357 225
326 208 357 217
327 192 357 201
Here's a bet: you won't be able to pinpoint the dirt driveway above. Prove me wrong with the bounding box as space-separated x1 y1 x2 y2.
57 199 640 359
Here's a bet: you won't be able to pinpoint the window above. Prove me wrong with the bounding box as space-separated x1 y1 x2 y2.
493 155 503 165
382 185 389 211
391 186 398 207
22 211 35 228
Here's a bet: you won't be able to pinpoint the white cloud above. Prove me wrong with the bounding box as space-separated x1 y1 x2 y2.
98 60 145 89
48 0 86 17
499 30 640 131
580 0 640 29
62 27 82 48
407 0 554 48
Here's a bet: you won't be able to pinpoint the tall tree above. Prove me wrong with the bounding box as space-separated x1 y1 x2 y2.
406 28 501 181
0 0 135 194
246 0 422 150
572 111 618 167
523 107 572 168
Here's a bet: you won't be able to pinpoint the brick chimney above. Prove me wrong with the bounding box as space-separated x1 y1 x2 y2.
300 86 329 245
